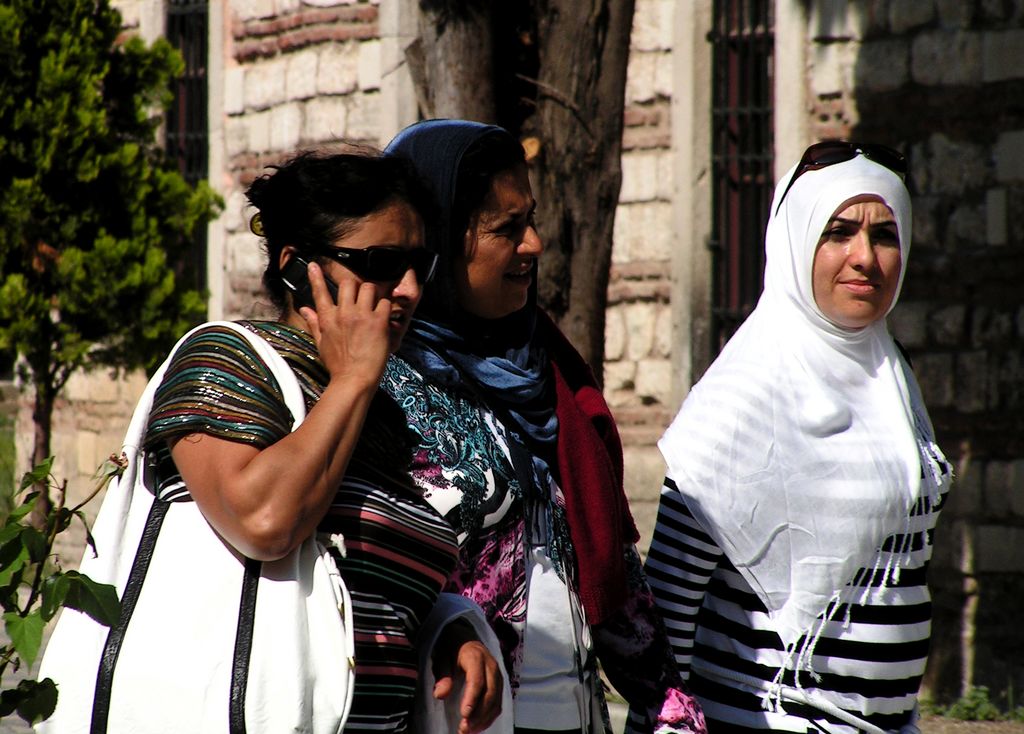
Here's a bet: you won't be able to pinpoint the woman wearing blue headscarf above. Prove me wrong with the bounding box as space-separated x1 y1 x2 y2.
383 120 705 734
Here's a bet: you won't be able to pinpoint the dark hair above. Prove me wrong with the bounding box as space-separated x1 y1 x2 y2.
418 130 527 321
246 150 433 313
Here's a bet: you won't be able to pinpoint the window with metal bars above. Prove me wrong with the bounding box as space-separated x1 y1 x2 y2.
165 0 209 294
708 0 774 354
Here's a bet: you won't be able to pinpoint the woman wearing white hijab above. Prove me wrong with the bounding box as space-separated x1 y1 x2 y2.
634 143 952 733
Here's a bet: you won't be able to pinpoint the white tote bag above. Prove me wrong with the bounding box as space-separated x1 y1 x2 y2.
37 321 355 734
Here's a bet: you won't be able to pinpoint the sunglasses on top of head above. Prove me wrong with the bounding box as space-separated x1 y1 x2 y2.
775 141 908 216
313 245 439 284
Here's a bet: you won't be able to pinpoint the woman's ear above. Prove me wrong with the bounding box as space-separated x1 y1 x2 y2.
279 245 298 271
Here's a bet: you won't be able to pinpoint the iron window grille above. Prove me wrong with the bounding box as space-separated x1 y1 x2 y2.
165 0 209 294
708 0 774 354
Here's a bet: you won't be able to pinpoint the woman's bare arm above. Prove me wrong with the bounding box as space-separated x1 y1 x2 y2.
171 265 390 560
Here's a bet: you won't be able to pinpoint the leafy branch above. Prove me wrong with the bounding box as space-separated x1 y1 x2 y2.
0 456 123 725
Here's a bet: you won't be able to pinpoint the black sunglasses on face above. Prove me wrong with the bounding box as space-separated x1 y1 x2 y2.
775 141 908 216
316 245 439 284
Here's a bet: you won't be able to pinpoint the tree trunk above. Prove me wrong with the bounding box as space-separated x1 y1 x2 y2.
408 2 496 121
406 0 635 382
28 365 54 525
529 0 635 383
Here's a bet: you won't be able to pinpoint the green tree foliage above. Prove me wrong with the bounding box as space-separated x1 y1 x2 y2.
0 0 220 474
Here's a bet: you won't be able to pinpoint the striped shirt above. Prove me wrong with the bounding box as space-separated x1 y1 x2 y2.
635 429 951 734
146 321 458 733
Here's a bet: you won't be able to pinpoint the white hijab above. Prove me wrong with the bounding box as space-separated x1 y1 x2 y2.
660 155 940 661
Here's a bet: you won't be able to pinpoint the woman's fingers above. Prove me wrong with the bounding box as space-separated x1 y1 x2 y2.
305 263 390 386
297 304 320 341
430 637 503 733
454 641 503 734
307 260 334 312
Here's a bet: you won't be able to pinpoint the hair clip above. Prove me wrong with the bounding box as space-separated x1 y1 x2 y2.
249 213 265 237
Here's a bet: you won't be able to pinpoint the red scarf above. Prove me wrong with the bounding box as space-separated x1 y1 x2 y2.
541 314 639 624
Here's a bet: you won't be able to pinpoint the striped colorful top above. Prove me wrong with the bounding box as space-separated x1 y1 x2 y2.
145 321 459 733
630 424 951 734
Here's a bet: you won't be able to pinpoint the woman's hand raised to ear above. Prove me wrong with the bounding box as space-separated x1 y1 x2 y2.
298 260 392 390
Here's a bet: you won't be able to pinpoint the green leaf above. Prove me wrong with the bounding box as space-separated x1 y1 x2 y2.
5 497 36 524
3 610 45 666
53 507 75 534
0 522 22 546
0 586 19 614
20 526 49 563
18 458 53 492
0 538 29 588
79 513 99 557
14 678 58 725
64 571 120 627
40 573 71 621
0 686 22 718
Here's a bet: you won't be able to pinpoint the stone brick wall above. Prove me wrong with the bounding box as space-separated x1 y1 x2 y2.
607 0 678 540
795 0 1024 702
220 0 385 320
14 371 149 568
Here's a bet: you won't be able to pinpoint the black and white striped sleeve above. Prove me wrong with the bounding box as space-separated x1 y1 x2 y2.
642 475 724 680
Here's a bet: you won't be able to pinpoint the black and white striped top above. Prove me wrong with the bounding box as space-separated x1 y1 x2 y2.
634 437 951 734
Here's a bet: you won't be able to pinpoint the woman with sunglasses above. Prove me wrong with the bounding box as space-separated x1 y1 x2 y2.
382 120 706 734
144 150 502 733
638 142 952 733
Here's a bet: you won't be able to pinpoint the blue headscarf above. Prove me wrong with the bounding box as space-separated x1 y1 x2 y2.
384 119 558 457
388 121 640 624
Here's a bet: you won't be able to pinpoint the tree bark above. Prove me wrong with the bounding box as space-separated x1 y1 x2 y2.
409 2 496 122
529 0 635 383
407 0 635 382
28 363 54 524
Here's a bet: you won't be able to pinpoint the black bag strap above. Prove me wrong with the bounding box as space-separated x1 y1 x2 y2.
229 558 262 734
91 499 170 734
